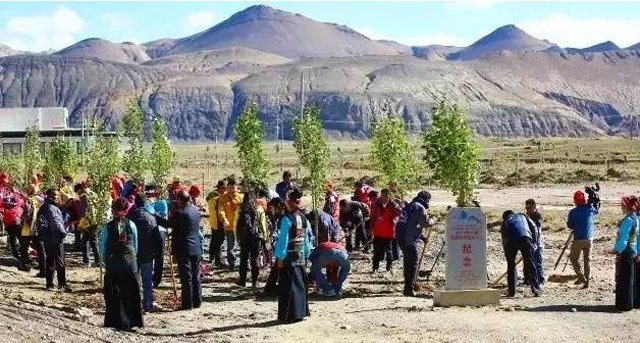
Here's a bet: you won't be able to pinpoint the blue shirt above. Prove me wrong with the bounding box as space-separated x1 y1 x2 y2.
567 205 598 240
614 214 638 254
274 214 311 261
98 219 138 264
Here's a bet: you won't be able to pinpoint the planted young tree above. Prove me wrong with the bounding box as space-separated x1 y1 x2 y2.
292 103 330 210
120 97 147 183
234 102 271 189
369 116 420 196
44 136 78 189
87 126 121 282
23 125 43 188
423 102 479 207
0 152 25 188
149 118 175 197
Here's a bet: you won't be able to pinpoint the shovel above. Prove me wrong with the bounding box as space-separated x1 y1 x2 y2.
420 239 445 280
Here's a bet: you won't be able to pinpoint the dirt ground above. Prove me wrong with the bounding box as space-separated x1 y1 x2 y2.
1 182 640 343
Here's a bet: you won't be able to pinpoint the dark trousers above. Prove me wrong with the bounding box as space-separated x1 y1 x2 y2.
81 230 99 265
402 244 419 293
264 264 279 295
18 236 45 273
634 259 640 309
372 237 393 271
5 224 20 259
73 228 82 251
239 238 261 286
209 229 225 264
615 251 635 311
345 221 368 253
153 230 165 287
45 243 66 288
176 254 202 310
504 238 540 296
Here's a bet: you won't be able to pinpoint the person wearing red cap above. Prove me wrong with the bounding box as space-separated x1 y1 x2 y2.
566 190 599 288
99 197 143 329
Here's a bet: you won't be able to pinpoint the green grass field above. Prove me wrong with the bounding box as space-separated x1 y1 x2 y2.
172 137 640 195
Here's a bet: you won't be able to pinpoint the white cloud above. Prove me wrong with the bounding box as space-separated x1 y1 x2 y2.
185 10 217 32
0 6 85 52
519 13 640 48
358 27 472 47
101 13 133 31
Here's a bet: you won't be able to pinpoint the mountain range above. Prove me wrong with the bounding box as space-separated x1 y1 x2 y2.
1 4 639 140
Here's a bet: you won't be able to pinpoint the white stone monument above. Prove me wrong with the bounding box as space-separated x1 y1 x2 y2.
433 207 500 306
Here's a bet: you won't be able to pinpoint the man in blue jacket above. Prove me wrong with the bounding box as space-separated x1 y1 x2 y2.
128 192 161 312
397 191 433 296
567 190 598 288
155 190 202 310
501 210 541 297
38 188 71 292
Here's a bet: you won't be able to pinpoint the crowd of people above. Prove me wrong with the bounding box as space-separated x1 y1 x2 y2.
1 170 640 332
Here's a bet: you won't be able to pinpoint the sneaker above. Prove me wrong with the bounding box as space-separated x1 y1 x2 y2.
60 285 72 293
45 284 54 290
574 276 586 285
582 281 590 289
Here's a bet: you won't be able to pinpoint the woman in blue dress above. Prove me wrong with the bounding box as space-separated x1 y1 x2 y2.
274 188 311 323
609 196 638 311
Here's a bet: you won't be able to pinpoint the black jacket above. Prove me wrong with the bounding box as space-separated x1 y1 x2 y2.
128 207 161 263
156 204 202 258
37 199 66 247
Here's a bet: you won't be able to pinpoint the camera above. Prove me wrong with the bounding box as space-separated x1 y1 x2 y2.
585 182 601 210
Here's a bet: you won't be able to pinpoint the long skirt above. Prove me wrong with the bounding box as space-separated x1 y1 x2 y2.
277 265 309 323
104 270 144 330
615 253 635 311
634 258 640 309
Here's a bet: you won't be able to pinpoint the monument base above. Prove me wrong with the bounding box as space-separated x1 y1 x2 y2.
433 289 500 307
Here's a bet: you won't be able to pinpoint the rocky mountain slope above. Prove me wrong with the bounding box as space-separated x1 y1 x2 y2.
455 25 558 60
1 5 639 140
54 38 150 64
156 5 401 59
0 43 20 57
2 49 639 140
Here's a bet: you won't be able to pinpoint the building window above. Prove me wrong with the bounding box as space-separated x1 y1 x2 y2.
2 143 22 155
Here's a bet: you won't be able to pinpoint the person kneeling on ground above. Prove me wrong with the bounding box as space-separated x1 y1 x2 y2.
501 210 541 297
609 196 638 312
310 241 350 297
100 197 144 330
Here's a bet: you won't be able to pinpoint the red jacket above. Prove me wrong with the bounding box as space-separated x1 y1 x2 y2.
354 185 372 210
323 191 340 221
1 193 25 226
371 199 401 239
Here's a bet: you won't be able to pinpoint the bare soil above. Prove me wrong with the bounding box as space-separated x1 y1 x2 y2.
1 183 640 343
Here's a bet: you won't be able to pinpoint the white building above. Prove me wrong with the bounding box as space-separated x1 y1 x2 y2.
0 107 112 155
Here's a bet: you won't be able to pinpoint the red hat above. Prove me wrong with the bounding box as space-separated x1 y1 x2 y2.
189 185 201 198
573 191 587 206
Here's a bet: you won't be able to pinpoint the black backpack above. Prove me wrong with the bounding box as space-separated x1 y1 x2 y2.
239 208 260 240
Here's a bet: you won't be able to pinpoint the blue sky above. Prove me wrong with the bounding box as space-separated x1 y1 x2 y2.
1 1 640 52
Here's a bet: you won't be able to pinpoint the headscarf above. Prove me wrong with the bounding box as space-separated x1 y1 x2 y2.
189 185 201 198
112 197 130 218
621 196 638 212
